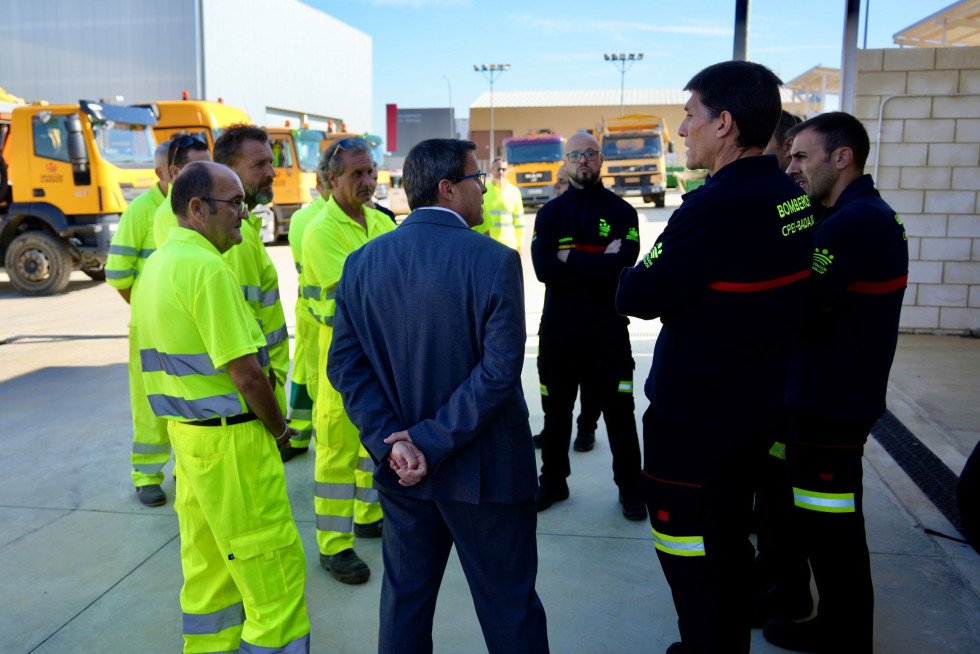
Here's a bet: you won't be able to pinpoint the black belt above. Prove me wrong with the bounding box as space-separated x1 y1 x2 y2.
183 412 257 427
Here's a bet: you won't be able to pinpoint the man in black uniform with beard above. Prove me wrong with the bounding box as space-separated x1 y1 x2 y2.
531 132 644 521
616 61 815 654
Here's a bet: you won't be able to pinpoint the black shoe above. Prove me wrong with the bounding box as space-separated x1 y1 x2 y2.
532 431 545 449
136 484 166 507
751 586 814 628
665 642 690 654
354 519 383 539
573 427 595 452
535 486 569 512
280 445 308 462
619 493 647 521
320 549 370 584
763 616 834 653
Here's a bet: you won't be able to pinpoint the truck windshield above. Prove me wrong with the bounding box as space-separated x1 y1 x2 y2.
92 121 156 169
505 141 564 165
294 134 321 173
602 136 662 161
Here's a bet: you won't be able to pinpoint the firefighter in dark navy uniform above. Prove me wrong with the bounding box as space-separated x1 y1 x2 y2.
531 132 645 521
616 61 815 654
763 111 908 654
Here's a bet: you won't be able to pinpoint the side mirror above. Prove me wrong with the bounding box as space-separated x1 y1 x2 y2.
668 142 674 154
65 113 88 165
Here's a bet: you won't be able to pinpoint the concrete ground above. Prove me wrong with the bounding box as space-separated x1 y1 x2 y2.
1 191 978 653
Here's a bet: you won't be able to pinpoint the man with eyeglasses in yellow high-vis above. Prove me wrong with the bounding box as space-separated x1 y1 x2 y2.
474 157 524 251
302 137 393 585
531 132 644 522
134 160 310 654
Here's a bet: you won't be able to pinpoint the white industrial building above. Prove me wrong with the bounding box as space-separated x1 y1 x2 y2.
0 0 372 132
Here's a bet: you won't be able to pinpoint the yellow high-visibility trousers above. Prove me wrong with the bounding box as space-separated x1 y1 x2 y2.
170 419 310 653
314 324 381 556
286 311 318 449
129 323 171 487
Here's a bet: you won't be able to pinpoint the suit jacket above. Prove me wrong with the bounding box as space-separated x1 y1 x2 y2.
327 207 538 504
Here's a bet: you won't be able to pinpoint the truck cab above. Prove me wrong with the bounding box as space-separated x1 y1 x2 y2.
502 132 565 207
265 125 321 241
146 99 251 150
597 114 673 208
1 101 157 295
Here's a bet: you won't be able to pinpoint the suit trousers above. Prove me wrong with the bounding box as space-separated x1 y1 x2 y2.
377 490 549 654
537 324 641 498
643 408 773 654
786 408 875 652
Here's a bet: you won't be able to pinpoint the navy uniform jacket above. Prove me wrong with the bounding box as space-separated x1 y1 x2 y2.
785 174 908 423
616 156 815 436
532 181 640 336
327 208 538 505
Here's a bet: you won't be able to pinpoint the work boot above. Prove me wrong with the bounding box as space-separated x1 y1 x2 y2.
619 493 647 521
573 427 595 452
535 484 569 512
320 549 370 584
751 585 814 628
665 642 691 654
354 519 383 539
136 484 166 507
280 445 308 462
763 616 842 653
532 430 545 449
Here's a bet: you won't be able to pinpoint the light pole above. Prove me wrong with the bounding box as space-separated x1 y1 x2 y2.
443 75 453 138
603 53 643 116
474 63 510 162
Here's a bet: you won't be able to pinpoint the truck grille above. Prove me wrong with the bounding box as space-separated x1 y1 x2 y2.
608 164 658 173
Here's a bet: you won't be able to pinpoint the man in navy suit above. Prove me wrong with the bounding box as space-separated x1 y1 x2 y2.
327 138 550 654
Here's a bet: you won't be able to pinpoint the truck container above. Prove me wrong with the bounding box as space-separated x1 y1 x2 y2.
596 114 673 207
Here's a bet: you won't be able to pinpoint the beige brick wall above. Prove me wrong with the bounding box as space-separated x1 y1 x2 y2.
858 46 980 334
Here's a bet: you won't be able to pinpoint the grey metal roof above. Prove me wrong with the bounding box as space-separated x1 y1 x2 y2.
470 89 690 108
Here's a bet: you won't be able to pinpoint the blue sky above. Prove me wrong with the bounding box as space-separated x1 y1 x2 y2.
305 0 954 136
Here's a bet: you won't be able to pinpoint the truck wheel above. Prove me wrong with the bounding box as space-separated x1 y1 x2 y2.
4 231 74 296
655 193 666 208
642 194 654 204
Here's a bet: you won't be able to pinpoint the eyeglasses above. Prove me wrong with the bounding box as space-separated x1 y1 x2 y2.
170 133 208 167
493 167 507 172
450 172 487 185
566 150 599 163
202 197 248 217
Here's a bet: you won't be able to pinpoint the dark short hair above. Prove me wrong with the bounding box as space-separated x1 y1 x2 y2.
318 137 373 191
685 61 783 149
788 111 871 172
171 161 214 218
404 139 476 210
167 131 209 170
774 110 802 144
213 123 268 166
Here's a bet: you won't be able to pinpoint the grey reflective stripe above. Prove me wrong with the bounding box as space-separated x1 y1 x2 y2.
302 284 321 300
324 287 336 301
316 513 353 534
258 287 280 307
651 528 706 557
265 324 289 347
287 407 312 421
295 261 302 274
494 222 509 228
148 392 242 420
617 381 633 393
105 268 134 280
489 209 509 216
140 349 221 377
539 383 549 397
355 486 379 504
133 462 166 475
792 488 856 513
183 601 245 635
307 306 323 322
256 346 271 369
132 442 171 455
109 244 138 256
139 248 155 258
316 482 355 501
356 457 374 473
323 315 334 327
241 285 263 303
240 632 310 654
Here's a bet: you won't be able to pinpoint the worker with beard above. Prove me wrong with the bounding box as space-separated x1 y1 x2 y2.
531 132 644 522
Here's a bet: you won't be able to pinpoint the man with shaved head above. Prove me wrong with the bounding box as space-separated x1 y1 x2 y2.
530 131 644 521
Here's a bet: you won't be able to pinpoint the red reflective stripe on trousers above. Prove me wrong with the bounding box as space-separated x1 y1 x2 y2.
846 274 908 294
